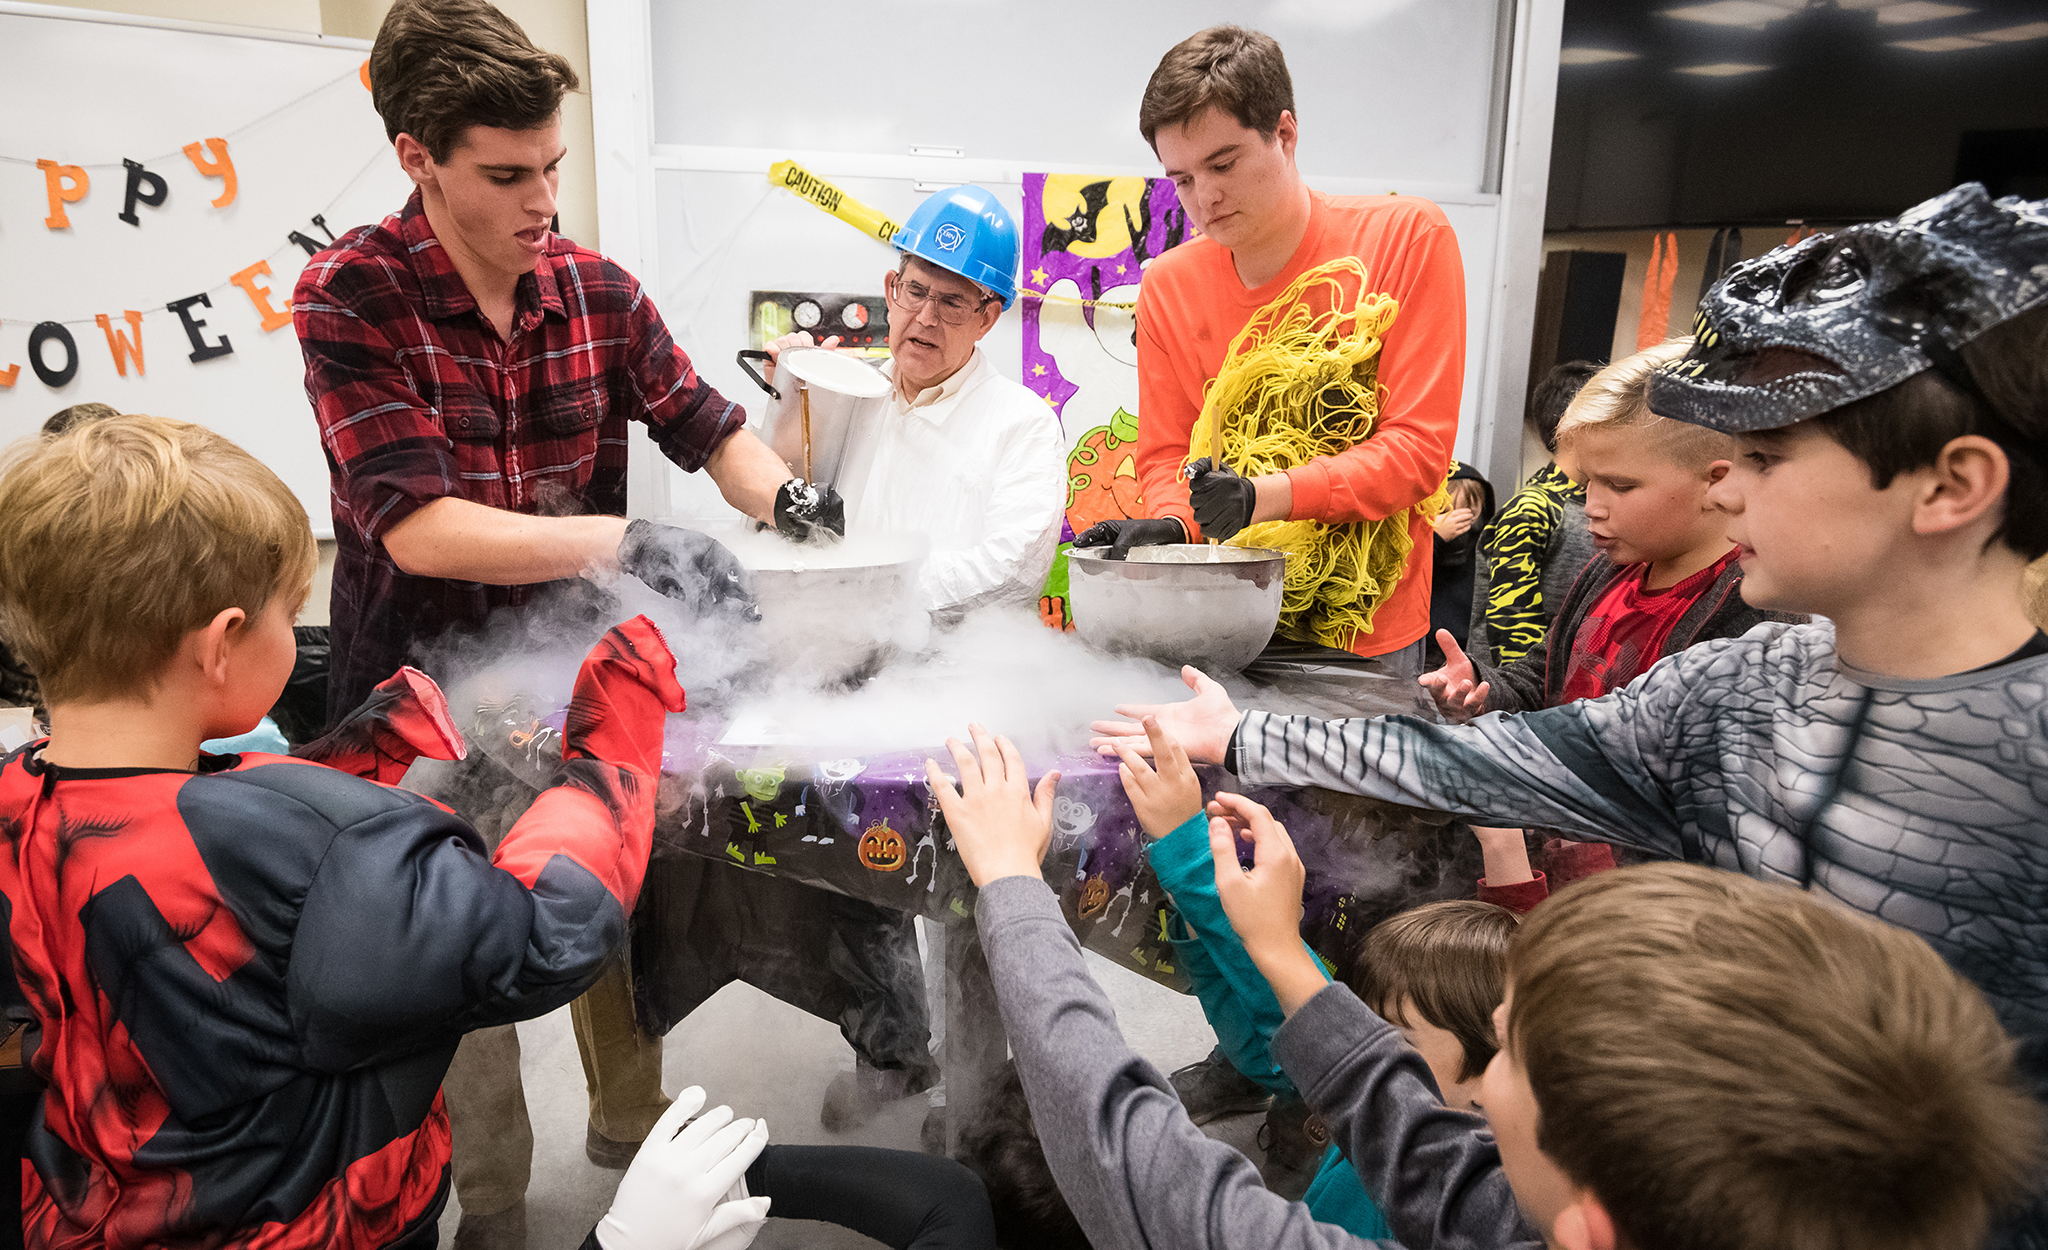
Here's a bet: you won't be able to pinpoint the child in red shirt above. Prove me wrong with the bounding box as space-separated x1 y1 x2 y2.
0 416 701 1250
1424 340 1804 902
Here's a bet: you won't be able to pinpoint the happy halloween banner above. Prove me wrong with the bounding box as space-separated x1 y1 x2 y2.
0 63 376 392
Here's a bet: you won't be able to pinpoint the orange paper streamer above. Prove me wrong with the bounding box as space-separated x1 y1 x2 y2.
1635 231 1678 350
94 311 146 377
183 138 238 209
35 160 89 229
229 260 293 331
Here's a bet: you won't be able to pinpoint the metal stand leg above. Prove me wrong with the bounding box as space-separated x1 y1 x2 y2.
940 917 1007 1158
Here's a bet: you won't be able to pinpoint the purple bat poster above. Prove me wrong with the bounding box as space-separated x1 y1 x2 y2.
1018 173 1193 627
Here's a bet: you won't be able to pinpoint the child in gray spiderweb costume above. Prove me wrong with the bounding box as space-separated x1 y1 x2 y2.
1099 183 2048 1249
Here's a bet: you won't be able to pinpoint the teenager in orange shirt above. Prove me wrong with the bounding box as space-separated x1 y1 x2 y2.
1075 25 1465 683
1071 22 1466 1180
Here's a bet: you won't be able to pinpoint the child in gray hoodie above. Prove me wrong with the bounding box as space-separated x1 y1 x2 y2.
926 724 2041 1250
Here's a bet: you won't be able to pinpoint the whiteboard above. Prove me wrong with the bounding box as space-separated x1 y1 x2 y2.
0 3 416 537
648 0 1505 192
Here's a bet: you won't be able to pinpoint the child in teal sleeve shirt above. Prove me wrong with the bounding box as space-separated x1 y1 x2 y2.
1118 716 1521 1239
1116 718 1391 1239
1148 810 1391 1238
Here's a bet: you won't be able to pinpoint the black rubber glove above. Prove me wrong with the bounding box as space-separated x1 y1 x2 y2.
617 520 759 622
774 479 847 544
1186 458 1257 544
1072 517 1187 560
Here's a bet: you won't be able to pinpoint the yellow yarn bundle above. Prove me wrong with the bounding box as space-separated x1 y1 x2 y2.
1186 258 1450 650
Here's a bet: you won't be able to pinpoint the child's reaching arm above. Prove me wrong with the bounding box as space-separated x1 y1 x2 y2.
291 665 466 783
1472 825 1549 914
1115 716 1326 1096
1208 796 1541 1250
1093 635 1744 864
931 726 1375 1249
933 726 1536 1250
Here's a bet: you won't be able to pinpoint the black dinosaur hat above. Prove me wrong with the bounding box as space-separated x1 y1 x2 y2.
1649 183 2048 434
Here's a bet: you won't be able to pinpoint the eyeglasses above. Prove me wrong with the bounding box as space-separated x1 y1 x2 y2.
886 271 994 326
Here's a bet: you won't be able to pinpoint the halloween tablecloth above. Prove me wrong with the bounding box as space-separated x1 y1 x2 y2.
472 698 1482 1001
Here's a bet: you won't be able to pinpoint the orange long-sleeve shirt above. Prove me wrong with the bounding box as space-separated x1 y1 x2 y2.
1135 189 1466 656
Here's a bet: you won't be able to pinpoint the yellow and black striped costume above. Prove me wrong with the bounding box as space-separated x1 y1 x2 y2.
1476 462 1594 665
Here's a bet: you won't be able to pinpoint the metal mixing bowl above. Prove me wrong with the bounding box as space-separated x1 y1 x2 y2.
659 523 932 687
1067 545 1286 673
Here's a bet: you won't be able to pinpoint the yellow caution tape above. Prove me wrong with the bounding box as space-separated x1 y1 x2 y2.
768 160 903 245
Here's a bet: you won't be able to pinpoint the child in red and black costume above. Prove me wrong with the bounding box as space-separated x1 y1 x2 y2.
0 416 725 1250
1424 340 1805 906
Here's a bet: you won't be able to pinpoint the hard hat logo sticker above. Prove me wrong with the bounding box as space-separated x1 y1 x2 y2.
932 222 967 252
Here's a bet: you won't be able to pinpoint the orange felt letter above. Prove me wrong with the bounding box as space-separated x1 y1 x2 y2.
94 311 146 377
35 160 89 229
182 138 238 209
0 363 17 388
229 260 293 331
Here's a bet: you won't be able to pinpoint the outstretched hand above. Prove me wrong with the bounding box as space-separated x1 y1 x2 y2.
1090 665 1241 764
1206 793 1305 960
1206 792 1327 1017
1112 715 1204 839
926 723 1061 888
1417 629 1490 724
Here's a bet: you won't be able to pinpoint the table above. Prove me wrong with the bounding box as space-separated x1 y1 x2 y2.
470 649 1480 1151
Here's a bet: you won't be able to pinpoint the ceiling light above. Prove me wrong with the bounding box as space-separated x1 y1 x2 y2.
1560 47 1640 64
1874 2 1973 22
1975 20 2048 40
1890 33 1986 48
1661 1 1799 27
1677 61 1774 74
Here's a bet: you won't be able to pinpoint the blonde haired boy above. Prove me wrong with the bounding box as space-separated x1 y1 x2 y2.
0 417 718 1250
1422 338 1800 723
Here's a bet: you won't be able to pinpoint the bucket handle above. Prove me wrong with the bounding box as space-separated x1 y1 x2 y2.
736 349 781 401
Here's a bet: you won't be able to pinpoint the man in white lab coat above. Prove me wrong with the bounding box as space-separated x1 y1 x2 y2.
770 184 1066 620
744 186 1066 1130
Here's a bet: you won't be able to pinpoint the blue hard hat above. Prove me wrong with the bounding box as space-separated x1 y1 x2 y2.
891 184 1019 310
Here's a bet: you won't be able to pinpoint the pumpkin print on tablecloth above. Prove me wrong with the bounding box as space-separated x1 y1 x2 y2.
858 823 907 872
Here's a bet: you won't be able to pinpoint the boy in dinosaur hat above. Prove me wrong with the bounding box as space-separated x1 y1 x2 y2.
1093 182 2048 1247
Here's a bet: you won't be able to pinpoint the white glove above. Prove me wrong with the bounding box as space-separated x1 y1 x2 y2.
595 1087 772 1250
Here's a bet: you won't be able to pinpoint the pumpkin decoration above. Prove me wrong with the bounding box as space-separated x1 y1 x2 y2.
1063 406 1146 535
858 823 907 872
1078 875 1110 919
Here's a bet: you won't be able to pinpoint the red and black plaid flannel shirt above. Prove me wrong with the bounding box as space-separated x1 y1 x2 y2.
294 190 745 722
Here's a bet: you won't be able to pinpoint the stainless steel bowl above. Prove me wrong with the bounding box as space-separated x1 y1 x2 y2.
1067 545 1285 673
659 523 932 687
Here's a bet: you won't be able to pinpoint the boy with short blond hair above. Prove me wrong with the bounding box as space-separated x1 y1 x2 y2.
0 415 691 1250
1423 337 1800 723
930 723 2045 1250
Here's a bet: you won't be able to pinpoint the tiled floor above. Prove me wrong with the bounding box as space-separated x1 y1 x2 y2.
439 949 1261 1248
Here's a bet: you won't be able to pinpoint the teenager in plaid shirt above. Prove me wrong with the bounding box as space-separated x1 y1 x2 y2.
292 2 830 1241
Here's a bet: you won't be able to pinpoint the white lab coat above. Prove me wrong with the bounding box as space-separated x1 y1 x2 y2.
847 347 1067 615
